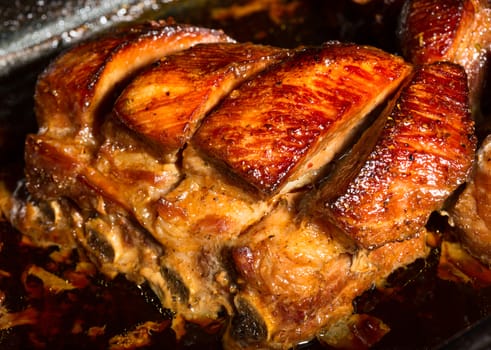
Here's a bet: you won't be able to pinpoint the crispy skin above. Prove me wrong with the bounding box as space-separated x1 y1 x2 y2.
34 21 233 139
401 1 491 268
228 197 428 349
313 62 476 249
192 43 412 195
449 135 491 265
114 43 290 160
8 20 475 350
399 0 491 107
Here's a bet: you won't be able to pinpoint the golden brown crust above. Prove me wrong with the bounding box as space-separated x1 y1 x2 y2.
193 42 412 195
399 0 491 107
10 18 480 350
114 43 290 159
314 62 476 249
34 21 234 139
399 0 474 64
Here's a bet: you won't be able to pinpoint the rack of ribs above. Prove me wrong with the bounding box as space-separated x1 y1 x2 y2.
4 19 476 349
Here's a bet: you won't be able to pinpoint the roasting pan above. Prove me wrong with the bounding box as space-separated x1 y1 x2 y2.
1 1 491 349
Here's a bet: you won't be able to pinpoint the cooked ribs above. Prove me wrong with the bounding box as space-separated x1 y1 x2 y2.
4 19 476 349
399 0 491 267
311 62 476 249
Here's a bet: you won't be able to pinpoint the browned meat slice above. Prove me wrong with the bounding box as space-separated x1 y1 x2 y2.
399 0 491 109
34 20 234 140
311 62 476 249
399 0 491 272
227 197 428 349
114 43 291 160
24 21 236 223
192 42 412 195
449 134 491 265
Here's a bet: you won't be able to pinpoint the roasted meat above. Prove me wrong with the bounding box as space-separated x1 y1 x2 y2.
193 42 412 194
310 62 476 249
114 42 292 161
399 0 491 267
2 18 477 350
399 0 491 116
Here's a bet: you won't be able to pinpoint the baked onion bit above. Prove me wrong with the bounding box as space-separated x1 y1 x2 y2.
0 305 39 330
25 265 76 293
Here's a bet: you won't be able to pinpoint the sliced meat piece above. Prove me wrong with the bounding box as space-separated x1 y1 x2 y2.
114 42 291 161
227 196 428 349
311 62 476 249
192 42 412 195
34 20 234 140
399 0 491 110
399 0 491 271
448 134 491 265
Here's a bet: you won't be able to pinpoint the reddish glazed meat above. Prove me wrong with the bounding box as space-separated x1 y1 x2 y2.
311 62 475 249
2 19 477 350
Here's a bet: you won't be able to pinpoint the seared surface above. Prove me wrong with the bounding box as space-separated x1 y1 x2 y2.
399 0 491 109
399 0 473 64
399 0 491 266
193 43 412 194
313 62 476 249
115 43 290 159
34 20 234 139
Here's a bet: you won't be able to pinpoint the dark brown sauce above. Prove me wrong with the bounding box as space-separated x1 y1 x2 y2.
1 217 490 350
